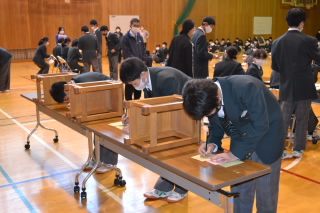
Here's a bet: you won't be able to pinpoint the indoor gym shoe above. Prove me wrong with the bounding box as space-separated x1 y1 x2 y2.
307 134 313 141
292 150 304 158
282 151 293 160
144 189 172 199
166 191 188 203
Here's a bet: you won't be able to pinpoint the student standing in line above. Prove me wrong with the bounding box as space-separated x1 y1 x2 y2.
192 16 216 78
121 18 146 100
272 8 320 159
0 47 13 92
90 20 103 73
167 19 195 78
78 26 100 73
100 25 120 80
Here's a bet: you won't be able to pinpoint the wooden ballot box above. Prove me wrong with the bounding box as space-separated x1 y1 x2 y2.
31 72 78 105
124 95 200 154
66 81 123 123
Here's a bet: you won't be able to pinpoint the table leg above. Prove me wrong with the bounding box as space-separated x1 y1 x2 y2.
25 104 59 149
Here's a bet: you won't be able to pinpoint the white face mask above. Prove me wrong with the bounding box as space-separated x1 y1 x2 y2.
156 47 160 50
134 76 147 90
131 27 140 34
255 59 266 67
205 25 212 33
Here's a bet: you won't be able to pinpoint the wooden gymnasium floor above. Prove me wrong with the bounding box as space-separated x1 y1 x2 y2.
1 56 320 213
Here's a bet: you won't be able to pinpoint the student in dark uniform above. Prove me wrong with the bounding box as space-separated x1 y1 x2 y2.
61 37 71 60
49 72 115 174
192 16 216 78
214 46 245 77
90 19 103 73
119 57 191 203
78 26 100 73
272 8 320 159
167 19 195 78
67 39 84 73
182 76 285 212
53 37 64 67
120 18 146 100
0 47 13 92
33 37 51 74
100 25 120 80
246 49 267 82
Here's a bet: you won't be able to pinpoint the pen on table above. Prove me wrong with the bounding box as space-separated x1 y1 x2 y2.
205 130 209 153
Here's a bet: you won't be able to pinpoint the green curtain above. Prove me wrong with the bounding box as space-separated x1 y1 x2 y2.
174 0 196 35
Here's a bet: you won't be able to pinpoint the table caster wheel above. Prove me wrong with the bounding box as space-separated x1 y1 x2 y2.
53 136 59 143
81 191 87 199
25 143 30 149
74 185 80 193
119 180 126 187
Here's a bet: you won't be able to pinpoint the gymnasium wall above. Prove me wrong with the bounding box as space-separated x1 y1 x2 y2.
0 0 319 59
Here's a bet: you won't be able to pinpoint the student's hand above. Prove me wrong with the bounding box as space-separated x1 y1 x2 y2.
209 152 238 164
122 114 129 126
198 142 216 157
111 49 116 53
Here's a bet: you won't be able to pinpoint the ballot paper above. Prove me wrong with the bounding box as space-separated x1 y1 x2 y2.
109 121 130 134
191 154 243 167
109 121 125 130
191 154 215 162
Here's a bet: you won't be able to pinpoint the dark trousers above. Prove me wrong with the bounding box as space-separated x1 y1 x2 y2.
308 109 318 134
34 60 50 74
281 100 312 151
97 54 103 73
125 84 141 100
93 136 118 165
83 58 99 73
232 152 282 213
108 54 119 80
0 57 12 91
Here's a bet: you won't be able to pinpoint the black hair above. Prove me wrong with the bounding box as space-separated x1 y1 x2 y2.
120 57 148 83
90 19 98 25
81 25 89 32
57 38 65 44
130 18 140 25
156 44 160 47
63 37 71 45
58 26 65 33
71 39 79 47
182 79 220 120
49 81 67 103
180 19 195 35
202 16 216 25
226 46 238 60
162 42 167 46
253 49 267 59
286 8 306 27
115 26 121 30
38 37 49 46
100 25 109 32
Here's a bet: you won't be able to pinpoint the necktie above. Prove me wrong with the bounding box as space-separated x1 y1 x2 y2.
219 108 239 136
145 88 152 97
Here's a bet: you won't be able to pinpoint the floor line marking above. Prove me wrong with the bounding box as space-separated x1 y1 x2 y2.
0 166 38 213
0 108 136 212
281 168 320 184
0 169 80 189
